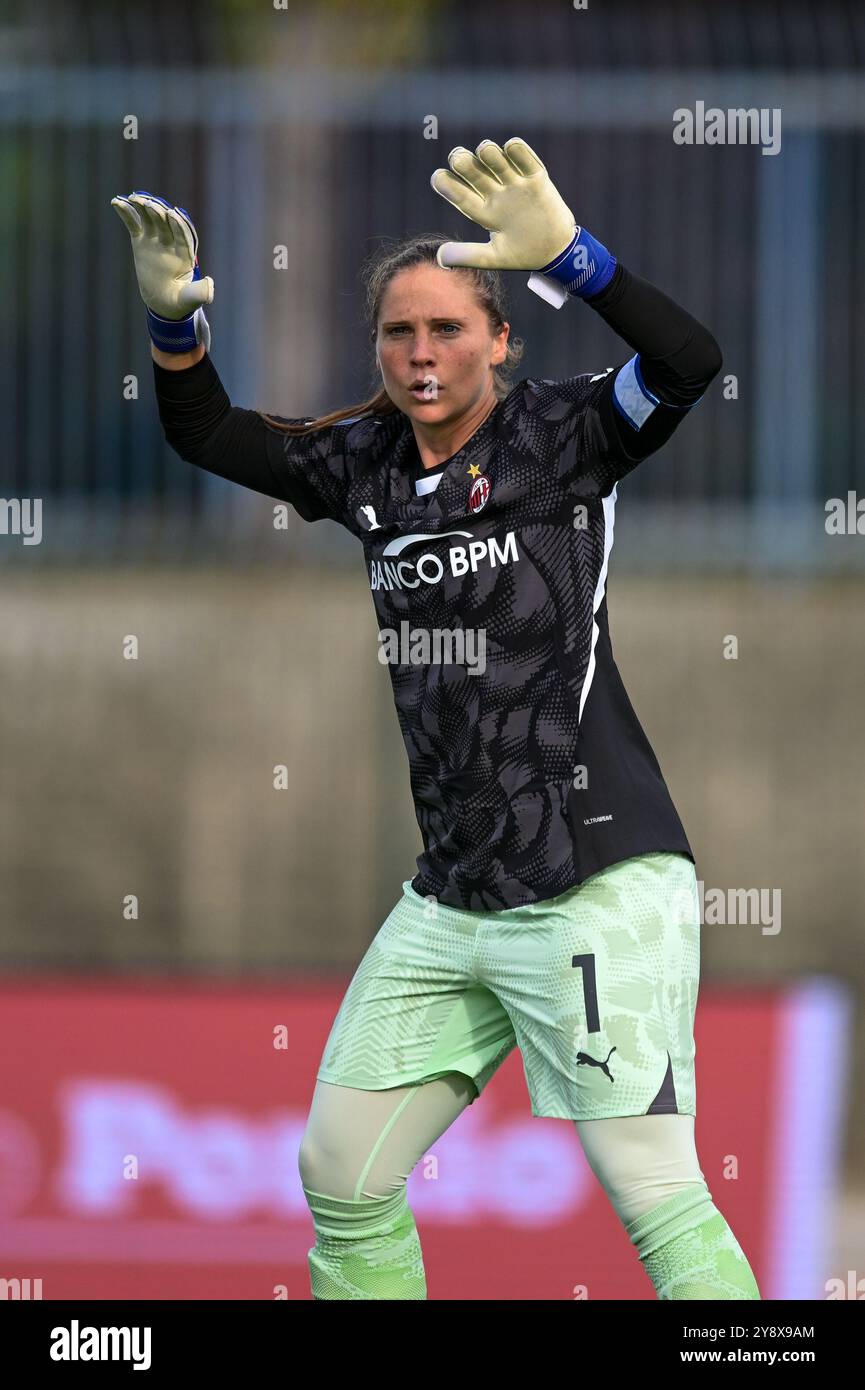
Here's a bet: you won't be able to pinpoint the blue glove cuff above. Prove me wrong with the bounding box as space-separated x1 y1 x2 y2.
146 303 210 355
540 226 617 299
146 308 199 352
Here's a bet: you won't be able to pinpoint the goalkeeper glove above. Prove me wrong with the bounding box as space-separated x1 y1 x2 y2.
430 138 616 309
111 191 213 352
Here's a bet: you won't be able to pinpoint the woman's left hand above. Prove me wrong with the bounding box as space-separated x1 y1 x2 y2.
430 137 577 272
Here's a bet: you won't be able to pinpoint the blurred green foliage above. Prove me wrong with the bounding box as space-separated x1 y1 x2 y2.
216 0 445 68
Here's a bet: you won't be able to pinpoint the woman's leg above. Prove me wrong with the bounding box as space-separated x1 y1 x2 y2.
576 1113 761 1299
298 1071 477 1300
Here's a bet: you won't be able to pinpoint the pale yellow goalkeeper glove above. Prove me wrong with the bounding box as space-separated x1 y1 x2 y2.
430 138 616 308
111 190 214 351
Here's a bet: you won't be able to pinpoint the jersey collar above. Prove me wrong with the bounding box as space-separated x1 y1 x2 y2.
389 396 509 522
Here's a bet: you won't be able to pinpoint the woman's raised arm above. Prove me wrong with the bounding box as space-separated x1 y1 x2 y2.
153 350 356 526
113 190 355 525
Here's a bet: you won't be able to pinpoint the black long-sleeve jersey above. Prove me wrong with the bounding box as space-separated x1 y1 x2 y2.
153 263 722 910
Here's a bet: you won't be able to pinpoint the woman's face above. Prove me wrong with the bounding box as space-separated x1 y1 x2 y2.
375 262 509 427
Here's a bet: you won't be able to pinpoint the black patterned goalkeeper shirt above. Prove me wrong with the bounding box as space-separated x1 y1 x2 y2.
153 262 722 910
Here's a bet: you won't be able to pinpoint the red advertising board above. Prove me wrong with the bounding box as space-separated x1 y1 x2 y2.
0 978 850 1300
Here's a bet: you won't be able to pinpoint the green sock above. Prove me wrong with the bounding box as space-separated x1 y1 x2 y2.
627 1186 761 1300
304 1185 427 1300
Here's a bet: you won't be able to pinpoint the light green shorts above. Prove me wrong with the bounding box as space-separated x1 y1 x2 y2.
316 851 700 1121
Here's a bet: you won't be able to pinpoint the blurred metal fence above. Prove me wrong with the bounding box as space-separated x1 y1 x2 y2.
1 0 864 570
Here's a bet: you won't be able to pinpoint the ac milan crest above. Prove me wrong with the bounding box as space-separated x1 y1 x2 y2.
469 475 491 514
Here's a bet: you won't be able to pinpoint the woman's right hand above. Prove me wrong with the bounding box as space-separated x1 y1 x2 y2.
111 191 214 355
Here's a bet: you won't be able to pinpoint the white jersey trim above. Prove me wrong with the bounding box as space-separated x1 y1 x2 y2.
578 484 617 724
414 471 444 496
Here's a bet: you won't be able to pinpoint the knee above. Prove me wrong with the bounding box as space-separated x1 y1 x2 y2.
576 1114 709 1227
297 1129 349 1200
297 1128 404 1204
297 1130 323 1193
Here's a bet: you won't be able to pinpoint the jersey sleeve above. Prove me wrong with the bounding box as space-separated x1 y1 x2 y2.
152 352 355 525
537 259 724 496
522 363 690 499
538 343 721 502
577 355 707 491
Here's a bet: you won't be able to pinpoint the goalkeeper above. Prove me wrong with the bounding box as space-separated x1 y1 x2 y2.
113 140 759 1302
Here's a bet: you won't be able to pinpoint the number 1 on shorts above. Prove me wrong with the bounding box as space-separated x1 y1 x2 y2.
571 952 600 1033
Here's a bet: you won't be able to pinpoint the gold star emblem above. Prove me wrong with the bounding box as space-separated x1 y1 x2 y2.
467 464 482 479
